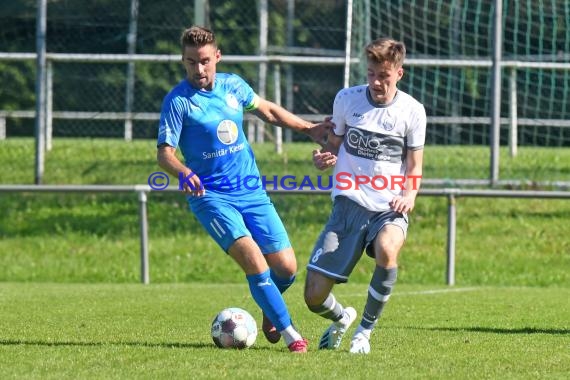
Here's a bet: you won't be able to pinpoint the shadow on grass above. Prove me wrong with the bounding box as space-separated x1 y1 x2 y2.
0 339 205 349
409 326 569 335
0 339 268 350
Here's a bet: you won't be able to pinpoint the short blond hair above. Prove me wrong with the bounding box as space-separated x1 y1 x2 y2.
365 38 406 67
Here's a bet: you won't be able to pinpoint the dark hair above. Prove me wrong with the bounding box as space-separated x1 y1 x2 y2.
180 26 217 52
365 37 406 67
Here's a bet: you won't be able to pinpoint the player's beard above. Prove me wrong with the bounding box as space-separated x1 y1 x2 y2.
190 74 213 91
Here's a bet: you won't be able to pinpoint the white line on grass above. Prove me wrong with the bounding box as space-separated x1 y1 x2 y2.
397 287 482 296
343 287 482 298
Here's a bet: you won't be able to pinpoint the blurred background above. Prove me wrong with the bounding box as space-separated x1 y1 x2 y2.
0 0 569 185
0 1 569 287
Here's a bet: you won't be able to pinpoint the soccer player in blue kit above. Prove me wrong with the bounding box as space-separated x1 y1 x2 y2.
156 26 330 353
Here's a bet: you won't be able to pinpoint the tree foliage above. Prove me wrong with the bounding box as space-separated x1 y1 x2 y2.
2 0 567 136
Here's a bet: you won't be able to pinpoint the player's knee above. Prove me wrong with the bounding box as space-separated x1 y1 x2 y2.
374 241 402 267
306 300 323 313
269 262 297 278
304 291 325 309
284 262 298 277
375 251 399 267
303 283 316 305
303 283 328 307
266 249 297 276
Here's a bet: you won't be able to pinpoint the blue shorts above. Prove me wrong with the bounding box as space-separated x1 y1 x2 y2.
190 194 291 254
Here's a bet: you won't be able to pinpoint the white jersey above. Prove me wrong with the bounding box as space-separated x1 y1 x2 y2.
331 85 426 211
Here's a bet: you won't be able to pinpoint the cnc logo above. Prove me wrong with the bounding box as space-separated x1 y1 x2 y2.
344 127 404 163
346 128 385 151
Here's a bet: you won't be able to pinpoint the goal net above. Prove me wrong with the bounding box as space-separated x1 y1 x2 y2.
350 0 570 185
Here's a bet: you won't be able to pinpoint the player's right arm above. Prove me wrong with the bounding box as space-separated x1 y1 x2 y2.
312 131 343 171
157 144 204 196
312 88 346 171
156 91 205 196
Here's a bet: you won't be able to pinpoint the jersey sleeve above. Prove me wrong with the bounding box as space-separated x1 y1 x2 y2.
157 93 185 148
406 103 427 150
244 94 260 111
226 74 259 111
331 89 347 136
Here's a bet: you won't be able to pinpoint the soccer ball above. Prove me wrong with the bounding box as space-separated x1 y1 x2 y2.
211 307 258 349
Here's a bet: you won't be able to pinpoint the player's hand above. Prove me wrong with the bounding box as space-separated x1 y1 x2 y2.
179 171 206 197
389 195 415 214
307 117 334 147
313 149 337 170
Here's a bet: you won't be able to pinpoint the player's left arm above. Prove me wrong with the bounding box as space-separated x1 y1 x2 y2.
250 97 331 146
389 148 423 214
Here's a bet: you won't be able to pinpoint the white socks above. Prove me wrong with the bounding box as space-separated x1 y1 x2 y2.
353 324 372 340
281 326 303 346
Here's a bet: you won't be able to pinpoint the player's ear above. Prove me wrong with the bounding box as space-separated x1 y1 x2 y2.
398 67 404 79
215 49 221 63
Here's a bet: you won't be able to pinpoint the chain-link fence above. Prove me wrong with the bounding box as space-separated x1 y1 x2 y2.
0 0 346 137
1 0 569 185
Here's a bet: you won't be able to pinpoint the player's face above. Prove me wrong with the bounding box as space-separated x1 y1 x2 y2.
182 43 221 91
366 60 403 104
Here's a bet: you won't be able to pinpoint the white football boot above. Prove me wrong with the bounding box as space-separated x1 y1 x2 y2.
349 332 371 354
318 307 357 350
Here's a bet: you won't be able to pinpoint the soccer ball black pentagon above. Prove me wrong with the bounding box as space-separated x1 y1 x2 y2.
211 307 258 349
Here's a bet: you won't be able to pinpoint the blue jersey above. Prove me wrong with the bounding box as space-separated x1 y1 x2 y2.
157 73 265 201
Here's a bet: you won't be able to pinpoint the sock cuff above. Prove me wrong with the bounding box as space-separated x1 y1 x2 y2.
246 269 271 283
370 266 398 300
270 272 296 286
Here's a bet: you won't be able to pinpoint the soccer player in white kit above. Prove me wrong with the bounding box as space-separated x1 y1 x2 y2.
304 37 426 354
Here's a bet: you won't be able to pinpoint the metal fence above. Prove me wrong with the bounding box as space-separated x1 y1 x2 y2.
1 0 569 285
1 0 570 186
2 184 569 285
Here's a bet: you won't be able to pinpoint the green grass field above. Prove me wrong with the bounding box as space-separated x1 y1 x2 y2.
1 283 568 379
1 139 569 378
1 138 570 184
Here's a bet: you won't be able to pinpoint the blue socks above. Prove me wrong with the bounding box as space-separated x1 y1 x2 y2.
270 270 295 294
246 270 291 331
